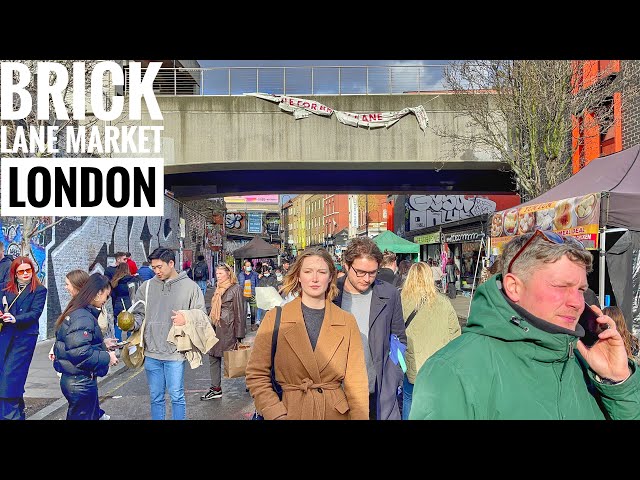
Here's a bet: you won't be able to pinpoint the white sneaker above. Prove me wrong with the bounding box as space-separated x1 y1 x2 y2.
99 413 111 420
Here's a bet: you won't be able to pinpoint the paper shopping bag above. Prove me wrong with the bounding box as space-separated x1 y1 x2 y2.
223 344 252 379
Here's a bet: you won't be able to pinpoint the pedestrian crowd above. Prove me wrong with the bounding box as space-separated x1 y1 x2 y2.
1 228 639 420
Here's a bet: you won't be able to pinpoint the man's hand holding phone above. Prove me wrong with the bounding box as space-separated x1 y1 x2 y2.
576 303 631 383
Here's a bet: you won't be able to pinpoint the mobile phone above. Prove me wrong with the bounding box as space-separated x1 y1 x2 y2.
115 340 130 348
578 302 606 348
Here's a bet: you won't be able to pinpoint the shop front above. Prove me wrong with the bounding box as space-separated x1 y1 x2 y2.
441 217 489 295
413 230 441 263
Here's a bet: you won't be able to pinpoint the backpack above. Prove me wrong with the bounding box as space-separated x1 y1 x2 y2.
193 262 206 281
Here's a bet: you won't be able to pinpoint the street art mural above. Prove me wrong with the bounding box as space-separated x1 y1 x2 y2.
0 196 209 340
225 212 246 233
405 194 521 231
224 239 248 256
0 216 52 283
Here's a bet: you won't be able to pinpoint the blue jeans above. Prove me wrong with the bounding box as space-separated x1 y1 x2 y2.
196 280 207 298
402 374 414 420
256 308 265 324
144 357 186 420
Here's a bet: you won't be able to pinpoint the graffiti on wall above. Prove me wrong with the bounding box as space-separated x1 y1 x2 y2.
0 217 52 283
40 196 208 339
225 212 246 232
224 239 248 256
406 195 498 231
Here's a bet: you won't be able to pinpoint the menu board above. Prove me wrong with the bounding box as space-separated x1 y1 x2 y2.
490 192 601 252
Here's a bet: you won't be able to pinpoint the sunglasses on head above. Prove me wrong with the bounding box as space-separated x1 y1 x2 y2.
217 263 230 270
507 229 585 274
17 267 33 275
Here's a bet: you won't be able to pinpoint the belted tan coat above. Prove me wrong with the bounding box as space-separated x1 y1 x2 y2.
245 296 369 420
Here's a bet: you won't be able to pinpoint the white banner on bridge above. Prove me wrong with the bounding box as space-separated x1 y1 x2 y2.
335 106 428 132
245 92 428 132
245 93 334 118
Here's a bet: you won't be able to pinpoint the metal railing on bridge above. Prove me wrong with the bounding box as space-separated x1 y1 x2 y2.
123 65 452 96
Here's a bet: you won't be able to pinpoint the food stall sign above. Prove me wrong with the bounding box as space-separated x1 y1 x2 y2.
489 193 600 252
443 231 483 243
414 231 441 245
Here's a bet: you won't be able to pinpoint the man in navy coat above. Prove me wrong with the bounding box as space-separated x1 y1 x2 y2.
333 237 406 420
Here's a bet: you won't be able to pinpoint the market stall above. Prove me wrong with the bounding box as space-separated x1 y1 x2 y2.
371 230 420 261
232 235 280 272
489 144 640 333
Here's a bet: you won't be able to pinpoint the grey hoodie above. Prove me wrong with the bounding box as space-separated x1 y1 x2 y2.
132 271 206 361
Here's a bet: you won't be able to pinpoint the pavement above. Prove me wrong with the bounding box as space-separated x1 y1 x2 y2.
23 286 471 420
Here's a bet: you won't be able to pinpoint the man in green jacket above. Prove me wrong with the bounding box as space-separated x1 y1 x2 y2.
410 229 640 420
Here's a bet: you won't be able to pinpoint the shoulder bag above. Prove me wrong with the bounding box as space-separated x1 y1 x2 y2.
389 305 419 375
405 307 419 329
121 281 150 369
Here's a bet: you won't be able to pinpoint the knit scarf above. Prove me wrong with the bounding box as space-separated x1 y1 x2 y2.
209 279 233 326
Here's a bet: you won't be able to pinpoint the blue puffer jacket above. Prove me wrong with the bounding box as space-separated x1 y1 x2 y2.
53 306 111 378
237 269 259 297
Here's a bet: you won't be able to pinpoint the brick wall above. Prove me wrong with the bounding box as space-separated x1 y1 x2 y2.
622 60 640 149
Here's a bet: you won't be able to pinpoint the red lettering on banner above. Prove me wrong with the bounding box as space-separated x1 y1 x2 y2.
273 96 332 114
360 113 383 122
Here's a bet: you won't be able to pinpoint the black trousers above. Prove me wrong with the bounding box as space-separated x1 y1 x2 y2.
243 296 257 324
60 373 100 420
369 393 377 420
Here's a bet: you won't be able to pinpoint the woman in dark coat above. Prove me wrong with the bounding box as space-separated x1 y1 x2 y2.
200 263 245 400
0 256 47 420
53 274 118 420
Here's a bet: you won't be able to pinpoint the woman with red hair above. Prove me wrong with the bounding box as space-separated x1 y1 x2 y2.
0 256 47 420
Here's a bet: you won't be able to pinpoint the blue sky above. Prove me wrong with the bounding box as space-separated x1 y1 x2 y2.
195 60 451 95
197 60 449 67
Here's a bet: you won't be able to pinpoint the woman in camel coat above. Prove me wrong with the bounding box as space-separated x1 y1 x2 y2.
246 248 368 420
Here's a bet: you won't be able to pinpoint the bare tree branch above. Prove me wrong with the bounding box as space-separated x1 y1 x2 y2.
433 60 638 202
28 216 67 237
